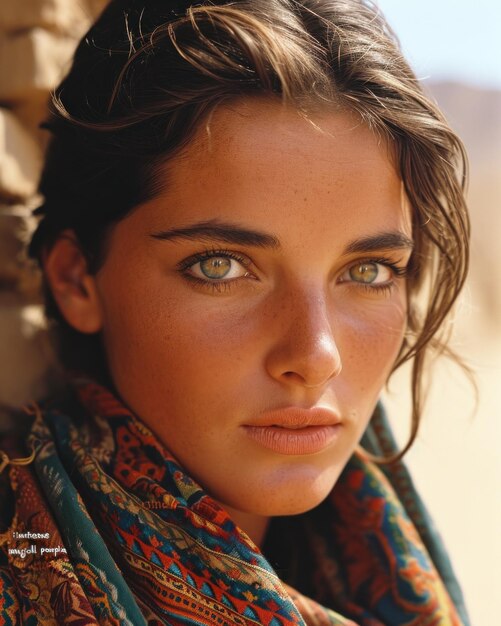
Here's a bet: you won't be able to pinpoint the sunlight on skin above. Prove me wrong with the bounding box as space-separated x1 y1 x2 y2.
46 99 413 546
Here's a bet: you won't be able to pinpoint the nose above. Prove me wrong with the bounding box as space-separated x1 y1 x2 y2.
264 286 342 389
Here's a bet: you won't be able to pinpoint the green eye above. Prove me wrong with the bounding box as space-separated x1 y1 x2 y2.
349 262 380 283
200 257 232 279
181 250 252 284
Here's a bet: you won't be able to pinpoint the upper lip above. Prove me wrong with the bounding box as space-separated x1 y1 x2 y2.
244 407 342 429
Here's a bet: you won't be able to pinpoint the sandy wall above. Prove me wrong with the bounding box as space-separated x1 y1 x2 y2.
0 0 107 420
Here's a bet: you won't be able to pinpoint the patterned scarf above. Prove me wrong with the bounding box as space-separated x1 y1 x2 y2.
0 376 469 625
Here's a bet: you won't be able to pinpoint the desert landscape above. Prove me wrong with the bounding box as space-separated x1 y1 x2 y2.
383 81 501 626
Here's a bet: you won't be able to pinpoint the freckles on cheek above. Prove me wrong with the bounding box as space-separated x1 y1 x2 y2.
99 281 179 373
175 302 260 354
338 302 406 384
138 301 256 381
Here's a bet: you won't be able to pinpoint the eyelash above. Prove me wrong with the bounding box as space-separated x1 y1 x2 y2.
350 256 409 296
176 248 253 293
177 249 409 295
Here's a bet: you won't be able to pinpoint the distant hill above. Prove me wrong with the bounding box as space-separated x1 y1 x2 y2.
424 81 501 329
426 81 501 165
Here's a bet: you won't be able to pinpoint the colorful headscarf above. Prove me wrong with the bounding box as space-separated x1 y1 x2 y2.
0 376 469 625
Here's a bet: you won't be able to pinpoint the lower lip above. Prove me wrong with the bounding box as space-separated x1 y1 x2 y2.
242 424 342 455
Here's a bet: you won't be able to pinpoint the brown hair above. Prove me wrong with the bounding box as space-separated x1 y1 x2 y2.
29 0 469 460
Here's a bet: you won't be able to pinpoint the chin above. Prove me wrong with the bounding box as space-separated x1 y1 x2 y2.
235 464 343 517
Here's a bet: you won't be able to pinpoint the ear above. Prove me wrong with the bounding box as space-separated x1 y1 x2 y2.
42 230 104 334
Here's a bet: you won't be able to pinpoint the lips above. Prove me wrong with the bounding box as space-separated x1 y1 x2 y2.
242 407 342 455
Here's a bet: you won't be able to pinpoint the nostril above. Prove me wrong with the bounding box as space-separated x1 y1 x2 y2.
282 371 304 383
281 367 339 389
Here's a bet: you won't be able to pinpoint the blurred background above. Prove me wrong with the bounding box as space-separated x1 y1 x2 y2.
377 2 500 625
0 1 499 624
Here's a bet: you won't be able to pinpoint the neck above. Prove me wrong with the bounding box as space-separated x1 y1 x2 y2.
218 503 270 548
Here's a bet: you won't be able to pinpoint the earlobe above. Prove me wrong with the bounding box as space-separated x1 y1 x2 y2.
42 230 104 334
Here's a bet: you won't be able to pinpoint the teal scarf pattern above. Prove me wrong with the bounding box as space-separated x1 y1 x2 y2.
0 376 469 625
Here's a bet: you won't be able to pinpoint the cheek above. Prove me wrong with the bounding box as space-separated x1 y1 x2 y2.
336 297 407 393
97 273 261 394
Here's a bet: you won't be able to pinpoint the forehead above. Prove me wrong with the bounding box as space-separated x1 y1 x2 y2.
167 98 400 197
186 97 396 170
140 97 411 246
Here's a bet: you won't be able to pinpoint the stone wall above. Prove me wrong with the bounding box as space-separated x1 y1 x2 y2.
0 0 106 426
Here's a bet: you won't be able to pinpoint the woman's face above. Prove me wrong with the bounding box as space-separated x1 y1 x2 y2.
92 99 412 519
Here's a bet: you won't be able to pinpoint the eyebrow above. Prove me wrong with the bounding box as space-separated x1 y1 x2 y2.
344 232 414 254
150 219 281 249
150 220 413 254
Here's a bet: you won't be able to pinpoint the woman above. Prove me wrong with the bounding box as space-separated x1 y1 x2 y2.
0 1 470 624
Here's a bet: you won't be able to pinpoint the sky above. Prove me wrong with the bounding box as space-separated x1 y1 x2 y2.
376 0 501 89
